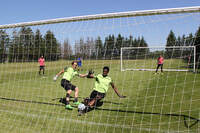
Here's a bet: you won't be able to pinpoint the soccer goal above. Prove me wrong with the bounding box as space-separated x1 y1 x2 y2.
121 46 196 72
0 6 200 133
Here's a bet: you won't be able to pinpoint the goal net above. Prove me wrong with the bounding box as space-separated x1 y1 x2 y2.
121 46 196 72
0 6 200 133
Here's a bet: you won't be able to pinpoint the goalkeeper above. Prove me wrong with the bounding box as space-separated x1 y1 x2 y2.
81 66 126 113
155 55 164 74
54 61 87 110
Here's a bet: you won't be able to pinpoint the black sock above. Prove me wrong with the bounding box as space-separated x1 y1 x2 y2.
74 97 78 102
66 100 70 105
66 93 70 105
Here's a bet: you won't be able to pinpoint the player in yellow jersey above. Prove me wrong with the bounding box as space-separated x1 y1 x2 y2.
78 66 126 114
54 61 87 110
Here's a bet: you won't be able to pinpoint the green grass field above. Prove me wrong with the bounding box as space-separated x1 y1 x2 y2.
0 60 199 133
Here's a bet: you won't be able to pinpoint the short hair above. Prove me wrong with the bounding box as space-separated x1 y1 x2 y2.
103 66 109 72
72 61 78 65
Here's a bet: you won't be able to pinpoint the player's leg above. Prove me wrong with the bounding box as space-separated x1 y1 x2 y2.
65 90 73 110
87 90 97 107
39 66 41 75
161 64 163 73
155 64 160 73
61 79 73 109
42 66 45 75
66 90 72 104
73 87 80 105
88 90 105 108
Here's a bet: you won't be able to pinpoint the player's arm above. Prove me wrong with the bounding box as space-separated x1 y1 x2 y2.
79 72 95 78
85 69 95 78
110 82 126 98
56 69 64 77
79 73 88 78
53 69 64 81
53 67 66 81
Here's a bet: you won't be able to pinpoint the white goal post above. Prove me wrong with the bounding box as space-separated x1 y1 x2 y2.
121 46 196 72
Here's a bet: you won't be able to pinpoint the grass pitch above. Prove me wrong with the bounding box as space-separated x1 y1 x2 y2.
0 59 199 133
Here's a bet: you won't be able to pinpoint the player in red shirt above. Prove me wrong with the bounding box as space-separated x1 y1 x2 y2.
155 55 164 74
38 56 45 75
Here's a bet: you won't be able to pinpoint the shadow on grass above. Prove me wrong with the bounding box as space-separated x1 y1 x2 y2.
0 96 64 107
95 108 199 129
52 96 124 106
0 96 199 129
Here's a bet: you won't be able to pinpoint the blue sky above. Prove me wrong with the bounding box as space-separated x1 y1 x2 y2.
0 0 200 25
0 0 200 46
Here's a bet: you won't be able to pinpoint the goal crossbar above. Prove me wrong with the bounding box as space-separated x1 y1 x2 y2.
0 6 200 29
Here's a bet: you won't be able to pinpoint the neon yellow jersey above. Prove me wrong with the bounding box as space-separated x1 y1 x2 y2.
93 74 112 93
62 67 79 81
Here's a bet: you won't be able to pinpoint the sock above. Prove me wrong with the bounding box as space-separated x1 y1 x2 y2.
74 97 78 102
66 93 70 105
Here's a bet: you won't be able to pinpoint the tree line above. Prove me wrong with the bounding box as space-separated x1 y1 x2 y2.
0 26 200 66
0 27 61 62
165 27 200 68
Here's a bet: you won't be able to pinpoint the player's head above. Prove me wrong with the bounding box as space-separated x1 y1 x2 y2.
72 61 78 69
41 56 44 58
102 66 109 77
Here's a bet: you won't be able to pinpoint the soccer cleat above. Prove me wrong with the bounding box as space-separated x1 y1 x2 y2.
73 101 81 105
65 104 73 110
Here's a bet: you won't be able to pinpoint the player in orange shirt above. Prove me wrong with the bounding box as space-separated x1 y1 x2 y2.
155 55 164 74
38 56 45 75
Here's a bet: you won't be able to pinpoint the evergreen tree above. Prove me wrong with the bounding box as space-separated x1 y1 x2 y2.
103 34 115 59
44 30 61 61
18 27 34 61
165 30 176 58
95 36 103 58
34 29 44 60
0 30 9 63
194 26 200 69
9 30 18 62
115 33 124 52
166 30 176 47
63 39 72 59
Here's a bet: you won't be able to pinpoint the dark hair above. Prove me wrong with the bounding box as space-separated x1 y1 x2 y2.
72 61 77 65
103 66 109 72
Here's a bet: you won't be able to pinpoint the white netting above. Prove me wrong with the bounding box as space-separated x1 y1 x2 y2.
0 7 200 133
121 46 196 72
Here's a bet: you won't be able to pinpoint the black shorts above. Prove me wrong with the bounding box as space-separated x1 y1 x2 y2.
39 66 45 70
90 90 105 101
61 79 76 91
157 64 163 67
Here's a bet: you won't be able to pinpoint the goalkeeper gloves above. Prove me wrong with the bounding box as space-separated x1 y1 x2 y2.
53 75 58 81
87 69 94 78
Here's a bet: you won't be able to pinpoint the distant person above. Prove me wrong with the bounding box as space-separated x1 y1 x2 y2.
38 56 45 75
155 55 164 74
53 61 87 110
187 55 191 67
77 57 82 70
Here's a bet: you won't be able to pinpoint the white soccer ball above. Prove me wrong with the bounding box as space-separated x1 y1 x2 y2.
53 75 58 81
78 103 86 111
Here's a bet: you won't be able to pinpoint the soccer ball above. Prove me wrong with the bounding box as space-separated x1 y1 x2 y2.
78 103 86 111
